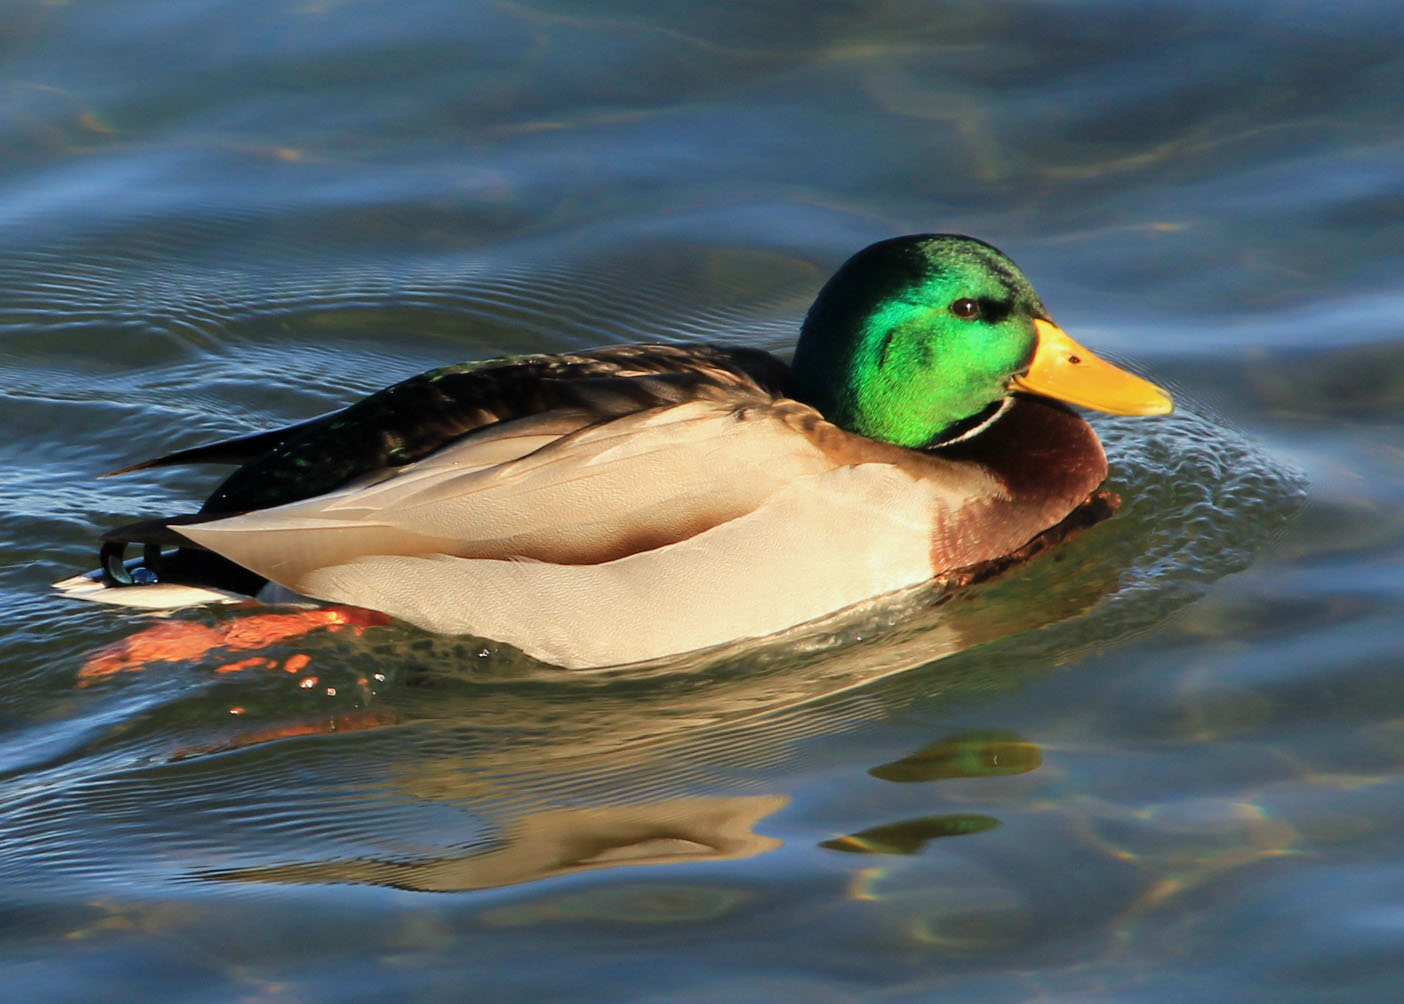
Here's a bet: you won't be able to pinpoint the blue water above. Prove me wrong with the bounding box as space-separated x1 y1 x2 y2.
3 1 1403 1000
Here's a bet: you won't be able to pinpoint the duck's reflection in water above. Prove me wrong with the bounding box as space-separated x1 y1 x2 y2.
201 795 788 892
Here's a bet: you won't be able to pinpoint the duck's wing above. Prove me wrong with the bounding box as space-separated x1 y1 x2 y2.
172 393 845 588
104 344 790 515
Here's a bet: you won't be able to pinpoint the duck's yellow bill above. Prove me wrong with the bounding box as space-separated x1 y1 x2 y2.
1009 319 1173 416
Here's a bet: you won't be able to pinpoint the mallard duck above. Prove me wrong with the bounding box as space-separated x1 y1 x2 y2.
56 234 1171 669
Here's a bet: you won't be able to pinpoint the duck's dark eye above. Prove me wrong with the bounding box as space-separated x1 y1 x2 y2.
949 298 981 320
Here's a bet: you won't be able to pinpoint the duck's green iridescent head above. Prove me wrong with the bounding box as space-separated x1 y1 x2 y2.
790 234 1171 448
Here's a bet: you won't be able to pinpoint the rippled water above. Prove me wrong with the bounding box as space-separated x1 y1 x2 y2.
3 1 1403 1000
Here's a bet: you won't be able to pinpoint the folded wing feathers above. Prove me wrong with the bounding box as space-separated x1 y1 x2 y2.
293 462 942 668
175 398 841 588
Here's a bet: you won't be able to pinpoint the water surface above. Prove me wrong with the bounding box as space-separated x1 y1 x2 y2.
3 1 1403 1000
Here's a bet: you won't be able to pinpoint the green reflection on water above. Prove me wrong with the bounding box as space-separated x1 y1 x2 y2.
869 730 1043 783
821 814 1001 855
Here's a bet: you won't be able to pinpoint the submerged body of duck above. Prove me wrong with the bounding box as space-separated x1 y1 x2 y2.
56 235 1172 668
